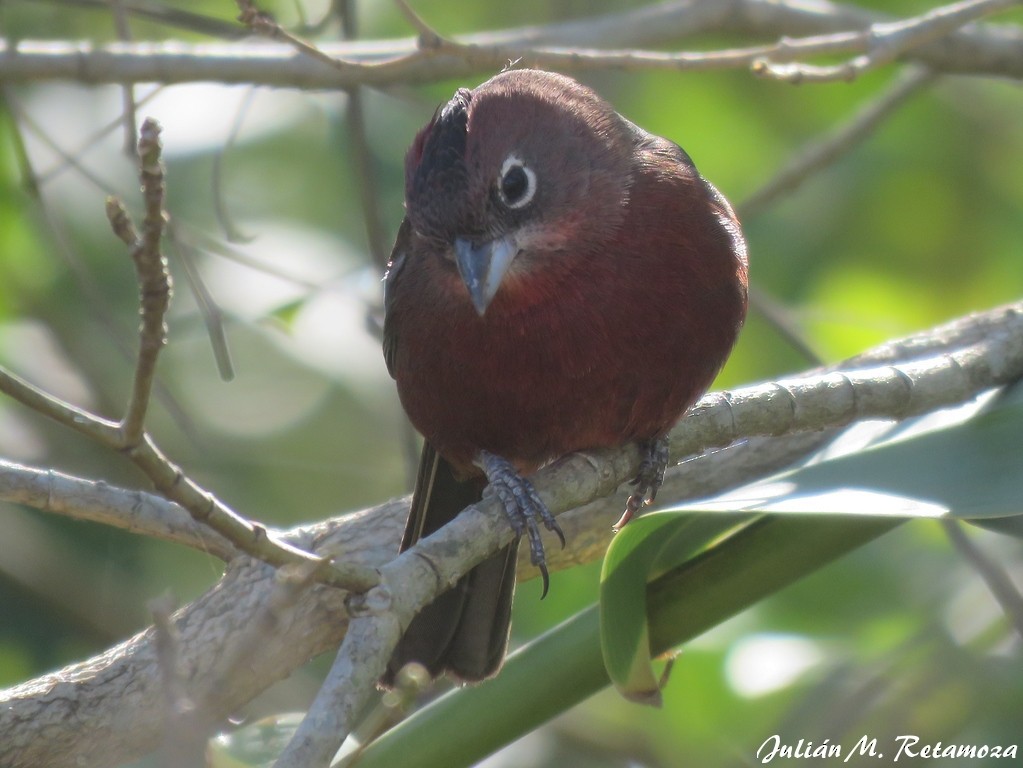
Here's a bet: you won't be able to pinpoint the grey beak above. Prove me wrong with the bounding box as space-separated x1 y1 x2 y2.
453 234 519 316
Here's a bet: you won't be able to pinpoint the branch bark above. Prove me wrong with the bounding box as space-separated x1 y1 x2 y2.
1 0 1022 87
1 300 1020 768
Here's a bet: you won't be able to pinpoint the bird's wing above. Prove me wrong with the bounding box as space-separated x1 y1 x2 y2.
382 216 413 379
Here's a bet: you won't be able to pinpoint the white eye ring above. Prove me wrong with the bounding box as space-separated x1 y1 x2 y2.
497 154 537 210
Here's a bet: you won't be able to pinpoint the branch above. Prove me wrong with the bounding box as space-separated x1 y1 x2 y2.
271 299 1023 766
3 299 1018 767
739 65 937 219
118 118 171 446
2 0 1022 87
753 0 1021 83
0 119 379 594
0 459 237 559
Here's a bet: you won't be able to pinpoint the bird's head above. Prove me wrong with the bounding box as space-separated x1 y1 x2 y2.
404 69 636 315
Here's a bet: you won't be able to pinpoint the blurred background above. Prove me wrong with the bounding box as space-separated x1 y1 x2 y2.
1 0 1022 766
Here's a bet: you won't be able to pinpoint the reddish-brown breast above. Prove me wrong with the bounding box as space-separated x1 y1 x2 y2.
384 69 747 477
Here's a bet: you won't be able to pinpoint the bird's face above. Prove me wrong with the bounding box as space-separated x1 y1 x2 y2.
404 69 636 315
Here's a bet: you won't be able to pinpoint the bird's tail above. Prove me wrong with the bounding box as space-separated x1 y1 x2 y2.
383 442 518 684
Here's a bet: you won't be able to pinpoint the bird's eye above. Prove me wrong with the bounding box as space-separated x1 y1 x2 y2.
497 155 536 210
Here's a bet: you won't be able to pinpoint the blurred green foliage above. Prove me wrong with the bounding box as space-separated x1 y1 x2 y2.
1 1 1021 766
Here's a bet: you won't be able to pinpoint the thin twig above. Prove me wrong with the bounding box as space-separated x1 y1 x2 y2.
739 65 937 365
746 285 824 367
175 222 325 289
6 88 120 194
3 86 202 443
740 66 937 218
121 118 171 447
4 1 1023 86
343 72 390 270
168 230 236 382
942 520 1023 640
108 0 140 155
0 366 358 580
0 118 380 594
211 87 257 244
341 0 422 489
236 0 356 70
35 86 164 186
37 0 246 38
393 0 448 49
754 0 1021 83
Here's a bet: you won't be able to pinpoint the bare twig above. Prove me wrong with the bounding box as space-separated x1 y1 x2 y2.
339 0 423 488
35 86 164 186
6 88 120 194
754 0 1022 83
746 285 824 367
211 88 257 244
393 0 448 50
168 231 236 382
121 118 171 447
740 66 937 218
344 81 391 272
0 458 237 559
942 520 1023 640
3 86 205 443
0 119 380 594
3 1 1022 87
36 0 246 38
175 223 324 290
108 0 140 155
0 364 378 583
236 0 356 70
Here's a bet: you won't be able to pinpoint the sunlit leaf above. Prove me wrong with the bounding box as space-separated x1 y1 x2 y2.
666 382 1023 522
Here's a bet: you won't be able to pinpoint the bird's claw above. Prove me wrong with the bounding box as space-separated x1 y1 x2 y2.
478 450 564 599
614 437 670 531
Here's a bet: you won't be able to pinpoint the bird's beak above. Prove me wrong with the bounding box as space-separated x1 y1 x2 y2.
453 234 519 316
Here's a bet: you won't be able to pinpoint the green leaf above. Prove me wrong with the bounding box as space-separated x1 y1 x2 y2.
268 299 306 330
667 382 1023 523
598 513 751 704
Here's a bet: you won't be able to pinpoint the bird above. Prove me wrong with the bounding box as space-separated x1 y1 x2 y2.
381 69 748 684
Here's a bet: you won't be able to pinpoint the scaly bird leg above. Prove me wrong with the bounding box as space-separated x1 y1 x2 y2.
614 437 671 531
477 450 566 598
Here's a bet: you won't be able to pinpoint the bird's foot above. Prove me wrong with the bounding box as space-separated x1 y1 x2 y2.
477 450 565 598
614 437 670 531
